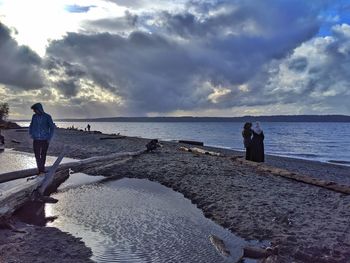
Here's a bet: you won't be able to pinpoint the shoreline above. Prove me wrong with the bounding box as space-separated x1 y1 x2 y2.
204 143 350 168
1 128 350 262
13 121 350 168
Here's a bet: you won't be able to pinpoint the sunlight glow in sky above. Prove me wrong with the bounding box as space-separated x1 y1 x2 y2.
0 0 126 55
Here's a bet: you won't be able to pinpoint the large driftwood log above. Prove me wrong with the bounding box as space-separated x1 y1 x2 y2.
0 169 69 219
0 149 146 184
0 177 42 217
234 157 350 195
0 152 66 218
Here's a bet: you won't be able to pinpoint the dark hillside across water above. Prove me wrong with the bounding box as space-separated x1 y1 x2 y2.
52 115 350 122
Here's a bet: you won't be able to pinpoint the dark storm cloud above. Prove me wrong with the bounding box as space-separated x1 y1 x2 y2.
0 23 44 89
46 0 343 114
56 79 80 97
44 58 86 97
44 58 85 77
47 30 203 111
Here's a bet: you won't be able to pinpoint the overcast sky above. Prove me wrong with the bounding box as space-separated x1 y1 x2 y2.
0 0 350 119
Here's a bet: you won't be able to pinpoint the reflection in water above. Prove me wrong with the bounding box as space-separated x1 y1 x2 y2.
46 178 258 263
15 201 58 226
0 149 41 172
0 149 56 192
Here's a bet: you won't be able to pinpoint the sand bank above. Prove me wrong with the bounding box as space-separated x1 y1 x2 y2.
0 220 92 263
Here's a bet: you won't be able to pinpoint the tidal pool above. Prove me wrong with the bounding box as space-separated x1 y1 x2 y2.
46 177 261 263
1 150 259 262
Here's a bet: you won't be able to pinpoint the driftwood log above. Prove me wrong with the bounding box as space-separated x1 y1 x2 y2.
0 149 67 219
99 136 126 140
0 149 146 184
179 146 223 156
38 149 66 195
209 235 231 257
178 140 204 146
233 157 350 195
0 170 69 219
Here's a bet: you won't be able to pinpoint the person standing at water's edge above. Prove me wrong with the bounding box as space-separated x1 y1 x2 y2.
29 103 55 174
242 122 252 160
250 122 265 162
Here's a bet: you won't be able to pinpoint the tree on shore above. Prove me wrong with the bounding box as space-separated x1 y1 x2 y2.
0 102 9 121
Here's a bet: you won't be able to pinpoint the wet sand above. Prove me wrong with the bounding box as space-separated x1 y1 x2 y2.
1 128 350 262
0 221 93 263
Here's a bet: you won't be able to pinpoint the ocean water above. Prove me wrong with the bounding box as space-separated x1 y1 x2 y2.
16 121 350 165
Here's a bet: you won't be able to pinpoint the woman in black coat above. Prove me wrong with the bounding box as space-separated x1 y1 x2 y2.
250 122 265 162
242 122 252 160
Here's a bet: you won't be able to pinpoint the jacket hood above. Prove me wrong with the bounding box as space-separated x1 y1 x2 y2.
31 103 44 114
253 122 263 134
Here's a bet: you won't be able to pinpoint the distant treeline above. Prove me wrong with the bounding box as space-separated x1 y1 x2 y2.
54 115 350 123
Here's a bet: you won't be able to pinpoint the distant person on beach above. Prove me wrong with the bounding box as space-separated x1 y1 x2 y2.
0 130 4 144
242 122 252 160
87 124 91 132
0 131 4 151
29 103 55 174
250 122 265 162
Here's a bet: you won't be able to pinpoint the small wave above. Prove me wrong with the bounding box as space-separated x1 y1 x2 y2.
269 152 320 158
288 153 320 158
328 160 350 165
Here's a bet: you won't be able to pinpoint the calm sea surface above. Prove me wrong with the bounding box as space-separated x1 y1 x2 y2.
16 121 350 165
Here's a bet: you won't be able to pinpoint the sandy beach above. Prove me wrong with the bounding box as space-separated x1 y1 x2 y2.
0 220 93 263
1 127 350 262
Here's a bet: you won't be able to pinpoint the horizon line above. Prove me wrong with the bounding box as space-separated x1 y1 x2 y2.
10 114 350 122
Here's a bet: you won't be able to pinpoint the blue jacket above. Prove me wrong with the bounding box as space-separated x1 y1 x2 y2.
29 103 55 141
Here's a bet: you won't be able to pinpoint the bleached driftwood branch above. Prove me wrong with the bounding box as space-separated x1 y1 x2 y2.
0 149 145 184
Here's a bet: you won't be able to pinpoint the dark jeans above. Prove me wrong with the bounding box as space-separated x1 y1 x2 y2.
33 140 49 173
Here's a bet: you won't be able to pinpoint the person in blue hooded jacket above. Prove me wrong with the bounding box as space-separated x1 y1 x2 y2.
29 103 55 174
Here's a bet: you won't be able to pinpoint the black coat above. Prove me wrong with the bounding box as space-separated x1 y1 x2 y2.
250 131 264 162
242 128 252 160
242 129 252 148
